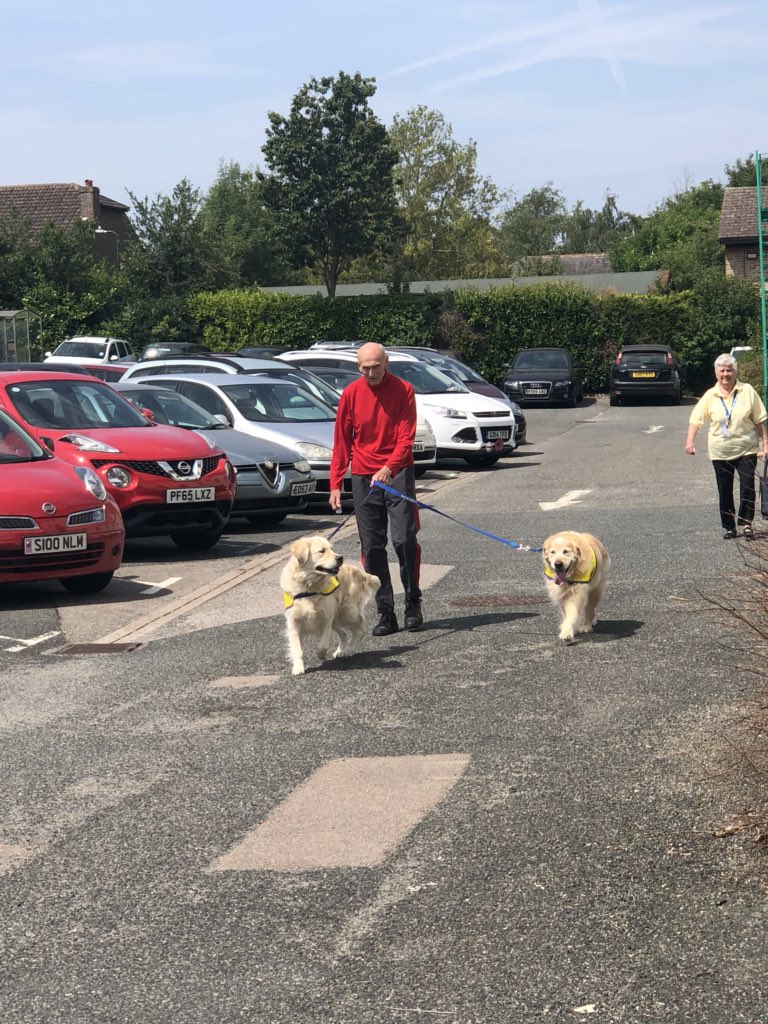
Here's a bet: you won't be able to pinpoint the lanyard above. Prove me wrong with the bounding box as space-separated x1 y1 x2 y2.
719 391 737 423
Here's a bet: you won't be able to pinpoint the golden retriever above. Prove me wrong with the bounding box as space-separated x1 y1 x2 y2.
280 535 381 675
542 531 610 644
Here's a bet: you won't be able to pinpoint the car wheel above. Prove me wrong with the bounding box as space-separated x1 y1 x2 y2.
59 572 114 594
414 465 430 478
568 392 578 408
671 387 682 406
170 528 223 550
609 394 620 407
245 512 287 526
463 451 501 468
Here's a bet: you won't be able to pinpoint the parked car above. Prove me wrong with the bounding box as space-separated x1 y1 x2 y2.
130 373 353 506
114 382 317 526
391 348 527 445
44 336 137 366
608 345 682 406
0 371 235 549
503 348 584 406
139 342 211 360
236 346 294 358
277 350 516 466
0 406 124 592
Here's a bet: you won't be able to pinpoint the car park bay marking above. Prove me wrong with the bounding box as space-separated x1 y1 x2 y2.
208 754 471 872
135 576 182 596
643 425 665 434
539 489 592 511
2 630 61 653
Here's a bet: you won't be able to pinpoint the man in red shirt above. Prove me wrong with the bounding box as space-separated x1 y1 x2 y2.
329 343 423 635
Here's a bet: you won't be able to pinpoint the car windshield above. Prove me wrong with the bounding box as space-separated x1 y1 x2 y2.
387 362 468 395
122 389 221 429
52 341 107 359
621 351 670 367
251 368 341 409
0 409 50 463
221 381 337 423
512 351 571 370
6 380 152 429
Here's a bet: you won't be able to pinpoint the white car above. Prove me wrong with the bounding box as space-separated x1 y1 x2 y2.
277 350 516 467
44 336 136 366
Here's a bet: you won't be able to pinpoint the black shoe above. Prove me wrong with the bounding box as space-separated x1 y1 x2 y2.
372 611 399 636
723 529 737 540
404 602 423 631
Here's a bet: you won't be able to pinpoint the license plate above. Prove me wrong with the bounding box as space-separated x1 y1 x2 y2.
524 388 547 396
412 442 424 452
632 372 656 379
290 481 316 496
24 533 87 555
166 487 215 503
486 430 510 439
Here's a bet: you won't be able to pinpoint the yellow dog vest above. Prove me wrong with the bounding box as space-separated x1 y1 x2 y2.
544 545 597 584
283 575 340 609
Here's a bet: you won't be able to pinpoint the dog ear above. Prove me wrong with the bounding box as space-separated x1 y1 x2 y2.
291 538 311 564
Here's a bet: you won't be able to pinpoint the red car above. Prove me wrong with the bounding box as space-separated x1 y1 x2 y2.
0 371 235 549
0 408 124 592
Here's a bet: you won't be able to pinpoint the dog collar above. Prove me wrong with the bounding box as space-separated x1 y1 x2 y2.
283 575 340 609
544 545 597 585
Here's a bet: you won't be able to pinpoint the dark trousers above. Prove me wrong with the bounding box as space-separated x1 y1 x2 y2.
352 466 422 615
712 454 757 529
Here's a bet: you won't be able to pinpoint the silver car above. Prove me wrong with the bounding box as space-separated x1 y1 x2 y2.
126 373 352 506
113 382 317 526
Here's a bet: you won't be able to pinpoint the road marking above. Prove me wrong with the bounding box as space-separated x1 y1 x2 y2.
643 425 664 434
539 489 592 511
209 674 281 689
208 753 471 872
135 576 182 596
3 630 61 653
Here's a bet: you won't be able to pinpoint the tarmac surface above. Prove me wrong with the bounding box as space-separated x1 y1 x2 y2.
2 396 768 1023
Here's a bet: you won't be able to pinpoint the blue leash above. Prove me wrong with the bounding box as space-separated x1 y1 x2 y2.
329 478 540 552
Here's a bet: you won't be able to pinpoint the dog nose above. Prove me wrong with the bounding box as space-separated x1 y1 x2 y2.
554 560 564 570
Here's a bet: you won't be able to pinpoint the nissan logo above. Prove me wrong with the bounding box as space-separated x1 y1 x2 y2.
177 461 192 475
42 502 57 515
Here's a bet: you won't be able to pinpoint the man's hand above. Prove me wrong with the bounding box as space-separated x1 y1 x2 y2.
371 465 393 484
329 488 342 512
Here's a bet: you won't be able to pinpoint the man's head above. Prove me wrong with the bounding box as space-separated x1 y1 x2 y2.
357 343 388 387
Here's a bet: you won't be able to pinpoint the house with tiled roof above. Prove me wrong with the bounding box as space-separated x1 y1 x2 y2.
0 180 132 264
718 187 763 282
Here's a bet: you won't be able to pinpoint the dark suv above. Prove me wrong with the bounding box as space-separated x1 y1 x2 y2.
503 348 583 406
609 345 682 406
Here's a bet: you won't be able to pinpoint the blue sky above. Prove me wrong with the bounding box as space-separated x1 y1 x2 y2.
4 0 767 218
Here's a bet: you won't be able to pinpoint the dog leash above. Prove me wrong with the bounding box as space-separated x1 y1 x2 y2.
325 485 377 540
372 480 542 552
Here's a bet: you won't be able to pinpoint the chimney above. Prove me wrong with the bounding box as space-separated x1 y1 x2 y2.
80 179 100 222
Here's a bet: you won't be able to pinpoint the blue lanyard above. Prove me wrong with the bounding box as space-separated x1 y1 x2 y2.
719 392 737 422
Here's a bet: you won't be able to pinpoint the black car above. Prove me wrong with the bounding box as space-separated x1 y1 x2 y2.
503 348 583 406
609 345 682 406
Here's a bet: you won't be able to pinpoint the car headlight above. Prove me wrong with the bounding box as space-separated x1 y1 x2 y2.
424 406 468 419
74 466 107 501
61 434 121 453
295 442 333 460
504 380 521 390
105 466 132 488
552 380 569 390
294 459 311 474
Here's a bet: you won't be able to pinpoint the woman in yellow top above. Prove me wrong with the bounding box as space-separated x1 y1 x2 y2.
685 353 768 539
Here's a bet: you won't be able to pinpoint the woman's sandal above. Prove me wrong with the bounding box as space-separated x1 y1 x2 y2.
744 526 756 540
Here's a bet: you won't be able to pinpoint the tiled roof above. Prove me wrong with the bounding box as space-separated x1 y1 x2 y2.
0 182 129 235
718 187 762 243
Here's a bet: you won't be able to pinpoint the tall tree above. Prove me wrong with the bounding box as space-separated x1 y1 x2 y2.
561 192 638 254
386 105 505 281
496 184 568 266
724 154 768 188
200 160 292 286
261 71 401 296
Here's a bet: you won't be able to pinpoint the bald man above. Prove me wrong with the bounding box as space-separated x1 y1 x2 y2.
329 342 423 635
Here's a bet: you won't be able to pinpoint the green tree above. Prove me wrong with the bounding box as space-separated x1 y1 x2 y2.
608 180 724 289
384 105 505 281
561 192 638 254
496 184 568 266
261 71 401 296
200 160 293 286
0 211 34 309
724 154 768 187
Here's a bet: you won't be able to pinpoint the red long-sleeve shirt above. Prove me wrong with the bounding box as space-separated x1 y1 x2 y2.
330 372 417 489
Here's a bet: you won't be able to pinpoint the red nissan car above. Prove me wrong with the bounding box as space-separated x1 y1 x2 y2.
0 371 235 550
0 407 124 592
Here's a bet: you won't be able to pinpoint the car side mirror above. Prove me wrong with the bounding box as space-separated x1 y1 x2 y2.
214 414 229 426
140 407 155 420
44 351 52 358
41 436 55 451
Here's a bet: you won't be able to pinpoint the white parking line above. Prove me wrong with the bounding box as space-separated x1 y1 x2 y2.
3 630 61 653
643 425 665 434
135 576 182 596
539 489 592 511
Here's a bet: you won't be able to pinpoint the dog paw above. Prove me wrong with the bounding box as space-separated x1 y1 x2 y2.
559 633 575 645
332 644 344 659
317 649 330 662
291 663 305 676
